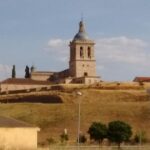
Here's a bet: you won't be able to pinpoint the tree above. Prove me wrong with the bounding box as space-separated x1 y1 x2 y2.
79 134 87 143
47 137 56 145
88 122 107 145
25 65 30 78
30 65 35 73
12 65 16 78
107 120 132 149
60 129 69 144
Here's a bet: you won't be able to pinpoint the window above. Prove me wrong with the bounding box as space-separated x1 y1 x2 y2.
88 47 91 58
80 47 83 58
84 72 88 76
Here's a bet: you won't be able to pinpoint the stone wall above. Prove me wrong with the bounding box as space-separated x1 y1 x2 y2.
73 76 100 84
31 72 54 81
0 84 50 92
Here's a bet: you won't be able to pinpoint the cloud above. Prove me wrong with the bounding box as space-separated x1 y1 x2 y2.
95 36 149 65
0 64 11 80
45 37 150 81
47 38 70 54
48 39 68 48
45 38 70 64
0 65 25 81
94 36 150 80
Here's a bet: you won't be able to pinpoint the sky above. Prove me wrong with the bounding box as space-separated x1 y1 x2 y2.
0 0 150 81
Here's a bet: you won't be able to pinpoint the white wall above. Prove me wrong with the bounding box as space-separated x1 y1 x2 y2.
0 127 40 150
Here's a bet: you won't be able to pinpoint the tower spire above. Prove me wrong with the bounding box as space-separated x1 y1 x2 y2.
79 20 85 33
73 19 89 40
81 12 84 22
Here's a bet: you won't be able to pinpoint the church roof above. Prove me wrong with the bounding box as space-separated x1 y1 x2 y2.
73 21 89 41
0 116 37 128
1 78 51 85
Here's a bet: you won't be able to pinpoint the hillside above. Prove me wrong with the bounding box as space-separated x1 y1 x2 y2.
0 88 150 145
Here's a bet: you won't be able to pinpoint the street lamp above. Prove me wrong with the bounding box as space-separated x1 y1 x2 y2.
76 91 82 150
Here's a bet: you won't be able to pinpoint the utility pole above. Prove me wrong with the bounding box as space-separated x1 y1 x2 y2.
76 91 82 150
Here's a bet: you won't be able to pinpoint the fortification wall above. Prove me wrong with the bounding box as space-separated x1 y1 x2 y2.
0 84 50 92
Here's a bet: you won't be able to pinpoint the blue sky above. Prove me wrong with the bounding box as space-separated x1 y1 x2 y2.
0 0 150 81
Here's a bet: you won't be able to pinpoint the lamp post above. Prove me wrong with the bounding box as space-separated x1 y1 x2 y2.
76 91 82 150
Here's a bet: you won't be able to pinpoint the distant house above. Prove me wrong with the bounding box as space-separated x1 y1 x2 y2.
133 77 150 82
0 116 40 150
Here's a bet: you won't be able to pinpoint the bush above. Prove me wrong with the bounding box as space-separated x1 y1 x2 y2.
47 137 56 145
88 122 107 145
60 132 69 144
79 134 87 143
107 120 132 149
134 131 147 144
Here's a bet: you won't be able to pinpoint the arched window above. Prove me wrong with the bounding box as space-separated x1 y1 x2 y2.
73 48 76 59
88 47 91 58
80 47 83 58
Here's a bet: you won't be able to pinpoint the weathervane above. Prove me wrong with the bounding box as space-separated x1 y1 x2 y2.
81 12 84 22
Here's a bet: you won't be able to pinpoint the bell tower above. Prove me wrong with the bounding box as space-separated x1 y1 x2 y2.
69 21 97 78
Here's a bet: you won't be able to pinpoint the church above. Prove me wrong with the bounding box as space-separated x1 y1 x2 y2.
30 20 100 84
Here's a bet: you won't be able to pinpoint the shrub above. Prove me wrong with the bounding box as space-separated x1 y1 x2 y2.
60 131 69 144
88 122 107 145
47 137 56 145
134 131 147 144
79 134 87 143
107 120 132 149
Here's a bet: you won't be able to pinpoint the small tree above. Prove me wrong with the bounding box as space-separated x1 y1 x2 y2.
30 65 35 73
88 122 107 145
12 65 16 78
25 65 30 78
107 120 132 149
47 137 56 145
78 134 87 144
134 131 147 144
60 129 69 144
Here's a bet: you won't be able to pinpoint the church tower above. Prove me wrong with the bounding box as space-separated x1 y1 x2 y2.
69 21 98 81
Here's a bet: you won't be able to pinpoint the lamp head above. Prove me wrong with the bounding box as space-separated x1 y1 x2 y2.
76 91 82 96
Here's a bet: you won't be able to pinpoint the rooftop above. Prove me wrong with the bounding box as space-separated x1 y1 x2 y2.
73 21 89 41
1 78 51 85
0 116 37 128
133 77 150 82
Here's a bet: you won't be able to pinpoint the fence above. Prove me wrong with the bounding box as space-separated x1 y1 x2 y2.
37 145 150 150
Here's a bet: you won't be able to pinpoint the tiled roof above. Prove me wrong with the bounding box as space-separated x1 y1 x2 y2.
33 71 55 74
0 116 36 128
0 78 51 85
133 77 150 82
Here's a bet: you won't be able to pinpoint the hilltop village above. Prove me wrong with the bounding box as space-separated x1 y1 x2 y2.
1 20 150 93
0 20 101 93
0 21 150 150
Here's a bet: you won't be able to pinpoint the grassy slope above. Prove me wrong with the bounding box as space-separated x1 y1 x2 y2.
0 89 150 145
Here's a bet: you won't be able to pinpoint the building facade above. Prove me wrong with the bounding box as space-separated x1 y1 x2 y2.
0 116 40 150
69 21 96 77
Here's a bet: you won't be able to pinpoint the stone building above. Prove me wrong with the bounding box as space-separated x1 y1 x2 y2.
0 116 40 150
31 20 100 84
69 21 100 84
